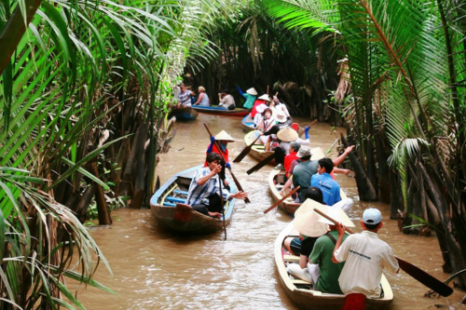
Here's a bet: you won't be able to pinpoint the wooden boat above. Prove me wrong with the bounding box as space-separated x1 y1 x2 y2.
192 105 249 117
150 165 237 234
242 114 255 132
274 222 394 310
244 130 275 165
168 106 198 121
268 147 347 215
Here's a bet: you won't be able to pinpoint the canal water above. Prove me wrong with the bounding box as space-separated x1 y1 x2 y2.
76 113 466 309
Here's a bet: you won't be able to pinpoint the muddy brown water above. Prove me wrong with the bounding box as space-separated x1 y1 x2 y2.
75 114 466 310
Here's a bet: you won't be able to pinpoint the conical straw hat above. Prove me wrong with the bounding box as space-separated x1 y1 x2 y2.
294 199 329 237
318 205 355 227
215 130 235 142
258 94 270 101
246 88 258 95
277 127 298 142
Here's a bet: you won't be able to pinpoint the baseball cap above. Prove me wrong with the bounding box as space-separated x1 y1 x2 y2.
363 208 382 225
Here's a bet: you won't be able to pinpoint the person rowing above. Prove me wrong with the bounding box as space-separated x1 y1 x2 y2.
204 130 235 189
187 152 248 219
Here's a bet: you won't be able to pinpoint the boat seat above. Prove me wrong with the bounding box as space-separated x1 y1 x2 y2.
292 279 312 285
284 255 300 262
163 202 176 206
276 185 284 189
165 196 186 203
173 189 189 196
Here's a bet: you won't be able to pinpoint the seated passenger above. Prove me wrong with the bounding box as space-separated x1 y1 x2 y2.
237 86 258 109
257 107 275 145
333 208 399 298
311 158 341 206
218 89 236 110
284 188 326 256
186 152 248 218
193 86 210 107
288 203 355 294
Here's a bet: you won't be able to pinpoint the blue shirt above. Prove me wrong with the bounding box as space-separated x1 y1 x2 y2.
186 167 230 206
311 173 341 205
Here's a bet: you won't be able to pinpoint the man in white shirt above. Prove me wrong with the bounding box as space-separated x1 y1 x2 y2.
332 208 399 298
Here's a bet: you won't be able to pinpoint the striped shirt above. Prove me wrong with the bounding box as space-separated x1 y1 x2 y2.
178 90 192 106
186 167 230 206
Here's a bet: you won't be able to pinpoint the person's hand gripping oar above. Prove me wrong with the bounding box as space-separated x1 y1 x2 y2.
203 123 250 203
313 208 454 297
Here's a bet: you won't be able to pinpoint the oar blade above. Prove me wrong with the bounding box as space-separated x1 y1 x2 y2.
247 152 275 175
396 257 453 297
233 146 251 163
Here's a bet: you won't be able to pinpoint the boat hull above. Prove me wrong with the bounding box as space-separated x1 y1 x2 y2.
268 147 347 215
193 106 249 116
244 130 276 165
274 222 393 310
149 165 236 234
168 106 198 121
241 115 255 132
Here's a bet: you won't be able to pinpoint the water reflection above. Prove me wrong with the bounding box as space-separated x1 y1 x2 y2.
75 113 466 310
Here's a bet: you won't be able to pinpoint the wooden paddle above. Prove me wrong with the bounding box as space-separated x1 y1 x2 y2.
203 123 250 203
218 174 227 240
233 132 261 163
298 119 318 136
246 151 275 175
313 209 454 297
263 186 300 214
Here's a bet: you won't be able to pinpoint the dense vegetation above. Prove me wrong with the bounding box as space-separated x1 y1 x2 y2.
190 0 466 288
1 0 466 307
0 0 245 308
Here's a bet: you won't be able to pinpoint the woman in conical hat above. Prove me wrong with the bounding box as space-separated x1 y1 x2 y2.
237 86 258 109
204 130 235 188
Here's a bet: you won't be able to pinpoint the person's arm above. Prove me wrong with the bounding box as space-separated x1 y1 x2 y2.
279 176 294 195
299 255 308 269
197 165 221 186
332 223 346 263
229 191 248 200
236 86 246 98
193 93 204 105
333 145 355 167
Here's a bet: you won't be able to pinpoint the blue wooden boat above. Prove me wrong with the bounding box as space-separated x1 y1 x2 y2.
168 106 198 121
150 165 237 234
242 114 255 132
192 105 249 116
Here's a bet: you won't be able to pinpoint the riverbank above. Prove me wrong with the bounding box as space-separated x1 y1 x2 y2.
74 114 466 310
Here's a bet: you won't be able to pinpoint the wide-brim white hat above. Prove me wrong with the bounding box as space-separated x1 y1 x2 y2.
215 130 235 142
294 199 329 237
275 111 287 123
246 88 258 96
318 205 355 227
277 127 298 142
255 104 268 114
258 94 270 101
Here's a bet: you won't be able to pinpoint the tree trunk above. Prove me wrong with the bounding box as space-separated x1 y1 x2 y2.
130 122 148 209
341 134 377 201
90 162 112 225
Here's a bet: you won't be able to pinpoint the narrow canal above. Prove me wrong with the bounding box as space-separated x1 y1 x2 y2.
76 113 466 310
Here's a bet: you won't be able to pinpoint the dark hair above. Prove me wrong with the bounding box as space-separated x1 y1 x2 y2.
318 158 334 173
206 152 221 163
304 187 324 204
364 222 381 230
290 142 301 152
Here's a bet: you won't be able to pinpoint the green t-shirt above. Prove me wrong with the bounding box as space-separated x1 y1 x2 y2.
242 93 256 109
309 230 347 294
